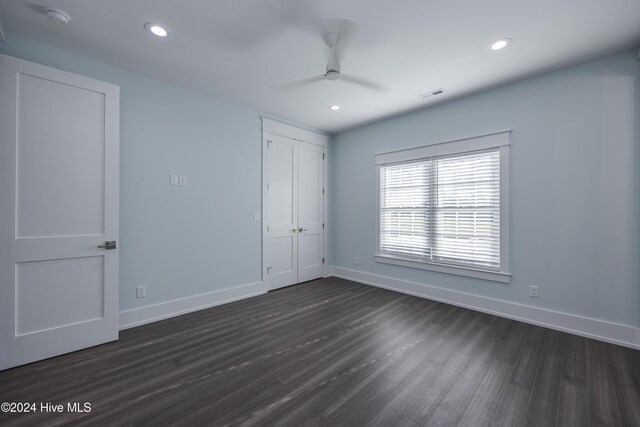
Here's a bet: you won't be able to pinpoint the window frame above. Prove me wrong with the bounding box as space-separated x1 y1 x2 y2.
374 131 511 283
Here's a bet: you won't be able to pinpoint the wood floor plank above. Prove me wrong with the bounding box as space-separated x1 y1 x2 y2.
487 316 515 341
609 344 640 426
623 347 640 388
224 316 418 424
586 339 623 427
523 354 562 427
625 346 640 369
425 335 498 426
251 302 444 426
426 309 487 366
406 316 491 424
563 334 586 384
490 383 531 427
457 360 513 427
542 329 566 358
325 355 435 426
509 326 546 390
1 277 638 427
495 321 531 366
99 305 410 425
313 317 442 424
556 379 589 427
364 358 442 427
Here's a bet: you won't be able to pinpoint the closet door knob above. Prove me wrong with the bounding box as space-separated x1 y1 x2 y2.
97 240 117 250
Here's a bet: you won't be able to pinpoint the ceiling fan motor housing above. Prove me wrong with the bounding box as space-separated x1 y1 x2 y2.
325 70 341 80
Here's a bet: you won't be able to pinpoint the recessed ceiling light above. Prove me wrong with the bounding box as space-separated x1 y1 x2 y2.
330 105 340 111
145 23 167 37
45 8 71 24
489 38 512 50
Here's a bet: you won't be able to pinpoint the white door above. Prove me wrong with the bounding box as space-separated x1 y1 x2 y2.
264 133 325 291
297 141 324 282
265 135 298 289
0 55 120 370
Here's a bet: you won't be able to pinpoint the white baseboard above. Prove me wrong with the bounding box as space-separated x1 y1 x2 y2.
119 281 265 330
323 266 335 278
330 266 640 350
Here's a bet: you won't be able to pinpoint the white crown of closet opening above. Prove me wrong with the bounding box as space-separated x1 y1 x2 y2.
262 118 328 291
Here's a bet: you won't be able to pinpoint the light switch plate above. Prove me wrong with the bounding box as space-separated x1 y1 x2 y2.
254 212 260 222
179 175 187 186
170 174 179 186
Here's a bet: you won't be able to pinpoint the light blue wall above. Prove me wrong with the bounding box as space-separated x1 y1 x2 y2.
3 34 638 329
331 49 640 328
1 34 263 311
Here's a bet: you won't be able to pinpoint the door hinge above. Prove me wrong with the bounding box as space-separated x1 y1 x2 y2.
267 140 271 148
267 266 271 274
322 257 325 264
267 225 270 232
322 188 325 195
267 183 270 191
322 223 324 229
323 153 326 160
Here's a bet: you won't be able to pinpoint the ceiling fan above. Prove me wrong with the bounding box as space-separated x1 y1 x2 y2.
273 19 386 93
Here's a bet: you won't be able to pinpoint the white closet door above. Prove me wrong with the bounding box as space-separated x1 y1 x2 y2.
297 141 324 282
265 135 298 290
0 55 119 370
263 119 327 291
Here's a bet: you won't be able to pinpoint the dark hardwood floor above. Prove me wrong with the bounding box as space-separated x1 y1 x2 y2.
1 277 639 426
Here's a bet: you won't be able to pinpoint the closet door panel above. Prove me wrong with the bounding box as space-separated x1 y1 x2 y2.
265 136 298 290
297 142 324 282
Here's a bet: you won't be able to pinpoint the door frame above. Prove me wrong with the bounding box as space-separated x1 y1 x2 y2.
261 118 329 290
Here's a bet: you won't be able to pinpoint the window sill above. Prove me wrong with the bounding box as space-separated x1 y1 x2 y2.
375 255 511 283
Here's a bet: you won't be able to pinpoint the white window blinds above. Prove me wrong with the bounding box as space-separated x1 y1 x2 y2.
380 149 501 271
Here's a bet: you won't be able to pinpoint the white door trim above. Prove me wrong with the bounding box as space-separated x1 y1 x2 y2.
261 118 329 289
262 118 329 146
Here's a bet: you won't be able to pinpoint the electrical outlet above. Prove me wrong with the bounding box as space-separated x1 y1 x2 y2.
529 285 540 298
253 212 260 222
179 175 187 186
170 174 179 186
354 256 360 265
136 286 146 299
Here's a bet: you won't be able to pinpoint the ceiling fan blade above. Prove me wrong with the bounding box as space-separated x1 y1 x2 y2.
281 0 326 36
340 74 388 91
337 18 359 47
327 18 359 68
273 75 326 93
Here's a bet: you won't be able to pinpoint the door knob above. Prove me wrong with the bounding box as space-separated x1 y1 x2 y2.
291 228 298 233
97 240 117 250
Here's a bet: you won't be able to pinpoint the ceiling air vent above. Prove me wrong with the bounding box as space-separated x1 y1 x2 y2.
420 88 446 100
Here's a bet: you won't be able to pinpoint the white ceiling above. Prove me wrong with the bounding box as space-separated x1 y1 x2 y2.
1 0 639 134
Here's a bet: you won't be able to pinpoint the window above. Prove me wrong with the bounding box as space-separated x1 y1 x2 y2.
375 132 510 282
